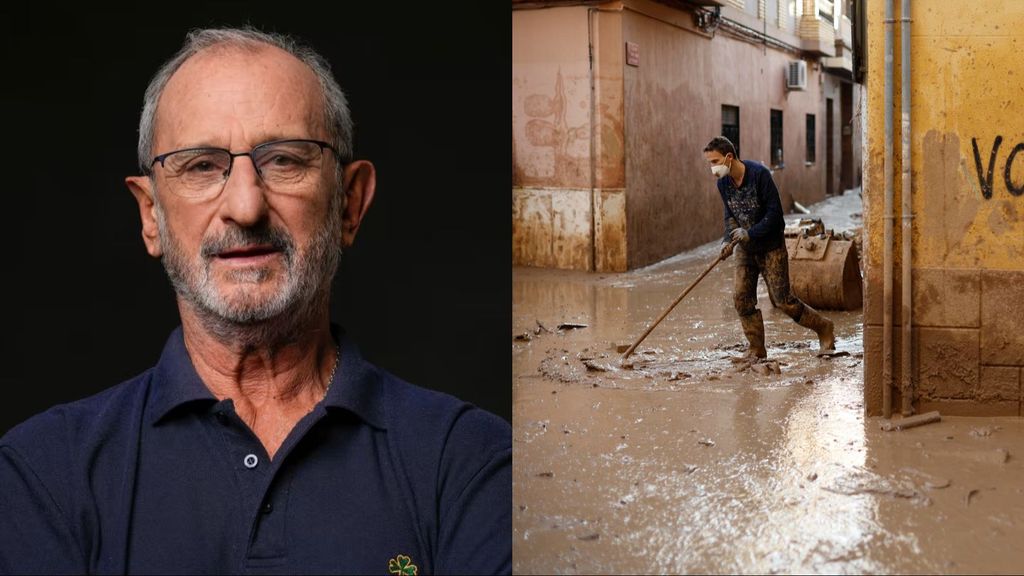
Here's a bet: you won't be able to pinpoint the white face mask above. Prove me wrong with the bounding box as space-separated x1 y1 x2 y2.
711 159 731 178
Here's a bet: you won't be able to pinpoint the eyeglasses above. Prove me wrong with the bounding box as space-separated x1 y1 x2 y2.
148 139 339 198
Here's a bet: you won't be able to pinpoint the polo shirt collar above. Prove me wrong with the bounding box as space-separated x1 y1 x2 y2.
147 325 387 430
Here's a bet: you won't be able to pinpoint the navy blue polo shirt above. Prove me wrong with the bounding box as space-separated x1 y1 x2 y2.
0 326 511 574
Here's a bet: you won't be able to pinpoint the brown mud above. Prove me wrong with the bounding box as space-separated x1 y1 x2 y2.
513 193 1024 574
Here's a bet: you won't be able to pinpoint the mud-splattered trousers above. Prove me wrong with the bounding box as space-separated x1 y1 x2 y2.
732 243 808 322
716 161 806 320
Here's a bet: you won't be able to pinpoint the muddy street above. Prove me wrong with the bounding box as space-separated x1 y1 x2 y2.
512 193 1024 574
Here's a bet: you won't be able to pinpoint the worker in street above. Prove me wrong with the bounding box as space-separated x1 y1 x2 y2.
703 136 835 361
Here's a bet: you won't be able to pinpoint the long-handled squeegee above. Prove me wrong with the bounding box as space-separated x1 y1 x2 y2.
620 240 738 363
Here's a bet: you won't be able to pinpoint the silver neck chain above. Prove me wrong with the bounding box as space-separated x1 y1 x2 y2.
321 342 341 403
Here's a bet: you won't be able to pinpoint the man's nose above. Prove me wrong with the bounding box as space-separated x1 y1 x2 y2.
217 156 269 227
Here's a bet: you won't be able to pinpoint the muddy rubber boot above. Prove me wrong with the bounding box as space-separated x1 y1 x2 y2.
733 310 767 362
797 305 836 352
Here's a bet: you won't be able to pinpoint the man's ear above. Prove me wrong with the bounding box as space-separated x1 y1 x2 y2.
125 175 163 258
339 160 377 249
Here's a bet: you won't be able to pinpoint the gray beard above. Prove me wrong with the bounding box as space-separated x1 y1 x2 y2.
154 190 344 349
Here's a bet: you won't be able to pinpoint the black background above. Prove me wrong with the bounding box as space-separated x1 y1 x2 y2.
0 4 511 433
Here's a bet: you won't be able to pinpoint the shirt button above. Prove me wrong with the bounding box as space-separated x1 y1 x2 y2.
243 454 259 469
262 502 273 515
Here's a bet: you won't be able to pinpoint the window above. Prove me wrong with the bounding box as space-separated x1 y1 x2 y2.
806 113 816 163
722 105 740 158
819 0 835 23
770 109 784 166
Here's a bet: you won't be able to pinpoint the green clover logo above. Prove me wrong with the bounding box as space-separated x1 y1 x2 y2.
388 554 418 576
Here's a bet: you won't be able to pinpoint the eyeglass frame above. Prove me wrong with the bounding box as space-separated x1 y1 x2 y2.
144 138 342 193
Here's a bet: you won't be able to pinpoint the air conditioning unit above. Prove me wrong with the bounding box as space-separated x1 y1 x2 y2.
787 60 808 90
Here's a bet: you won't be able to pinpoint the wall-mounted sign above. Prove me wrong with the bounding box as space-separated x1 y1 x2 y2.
626 42 640 67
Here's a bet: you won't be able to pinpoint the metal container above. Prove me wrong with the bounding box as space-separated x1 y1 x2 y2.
783 233 863 310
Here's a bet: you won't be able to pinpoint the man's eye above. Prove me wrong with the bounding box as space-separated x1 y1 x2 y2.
270 155 299 166
187 161 220 173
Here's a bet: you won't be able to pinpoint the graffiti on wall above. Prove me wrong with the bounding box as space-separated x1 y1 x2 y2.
971 136 1024 198
519 69 590 187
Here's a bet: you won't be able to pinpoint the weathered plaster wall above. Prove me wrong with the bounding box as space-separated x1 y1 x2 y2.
513 1 863 271
863 0 1024 416
512 5 628 271
621 0 839 267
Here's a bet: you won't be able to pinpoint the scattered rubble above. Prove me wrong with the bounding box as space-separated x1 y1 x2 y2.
969 426 1001 438
557 322 589 331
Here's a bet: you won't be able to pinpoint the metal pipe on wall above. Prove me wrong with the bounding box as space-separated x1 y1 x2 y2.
900 0 913 415
882 0 895 419
588 8 598 272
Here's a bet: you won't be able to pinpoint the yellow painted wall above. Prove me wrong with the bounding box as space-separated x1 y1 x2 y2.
863 0 1024 416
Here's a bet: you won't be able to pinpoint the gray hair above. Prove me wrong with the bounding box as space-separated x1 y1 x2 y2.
137 26 353 174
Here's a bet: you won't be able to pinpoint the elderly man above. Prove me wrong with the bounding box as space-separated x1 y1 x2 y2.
0 27 510 574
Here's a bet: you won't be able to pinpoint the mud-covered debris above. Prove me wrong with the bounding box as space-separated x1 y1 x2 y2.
577 533 600 541
536 320 553 334
583 359 614 372
807 472 818 481
825 467 932 506
965 488 980 506
683 464 698 474
750 361 782 375
518 505 527 512
818 350 851 359
698 439 715 447
804 379 815 386
536 471 554 478
880 411 941 431
715 342 747 352
760 362 780 375
557 322 589 331
728 361 752 373
969 426 1001 438
614 343 631 353
514 332 532 342
668 371 692 381
772 340 810 349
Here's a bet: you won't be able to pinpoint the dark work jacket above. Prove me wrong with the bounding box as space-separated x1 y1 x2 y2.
717 159 786 254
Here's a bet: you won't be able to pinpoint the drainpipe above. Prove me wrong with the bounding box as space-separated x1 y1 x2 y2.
882 0 895 419
588 8 598 272
900 0 913 415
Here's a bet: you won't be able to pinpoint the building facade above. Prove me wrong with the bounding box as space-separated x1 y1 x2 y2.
513 0 863 271
862 0 1024 417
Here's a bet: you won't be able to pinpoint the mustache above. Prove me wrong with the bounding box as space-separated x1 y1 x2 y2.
199 224 295 260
